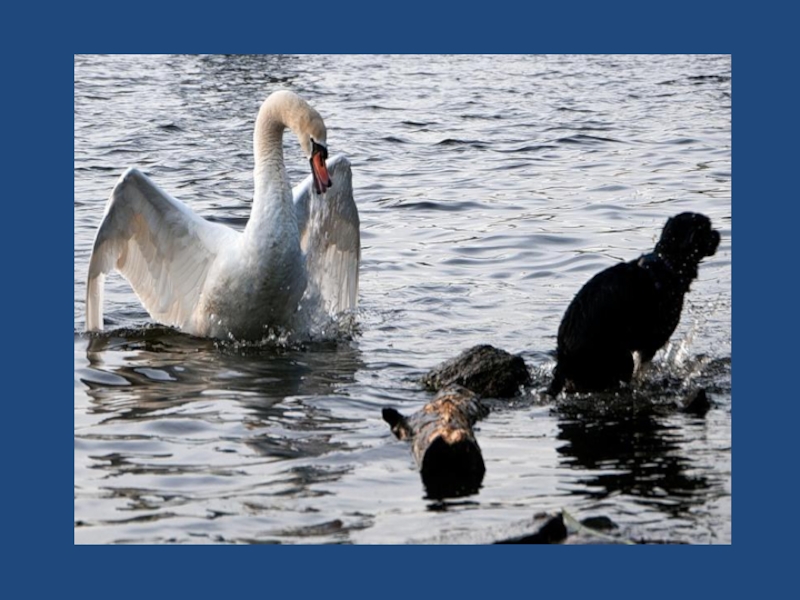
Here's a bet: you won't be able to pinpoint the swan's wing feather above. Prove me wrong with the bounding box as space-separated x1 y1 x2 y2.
293 154 360 315
86 168 234 331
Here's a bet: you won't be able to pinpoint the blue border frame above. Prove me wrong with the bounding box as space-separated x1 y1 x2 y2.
8 2 795 597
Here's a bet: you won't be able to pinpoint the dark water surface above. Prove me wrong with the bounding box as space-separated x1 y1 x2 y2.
74 54 731 544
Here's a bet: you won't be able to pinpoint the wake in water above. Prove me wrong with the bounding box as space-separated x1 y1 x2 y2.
496 303 732 416
82 299 362 355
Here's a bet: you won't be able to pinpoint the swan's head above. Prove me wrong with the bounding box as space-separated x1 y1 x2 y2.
307 136 332 195
256 90 334 195
293 99 332 195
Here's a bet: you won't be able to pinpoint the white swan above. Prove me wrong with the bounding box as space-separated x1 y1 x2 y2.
85 90 360 340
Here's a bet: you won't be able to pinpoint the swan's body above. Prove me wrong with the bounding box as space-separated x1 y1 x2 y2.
85 90 359 340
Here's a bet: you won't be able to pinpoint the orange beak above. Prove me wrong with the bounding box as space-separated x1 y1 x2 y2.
310 145 332 195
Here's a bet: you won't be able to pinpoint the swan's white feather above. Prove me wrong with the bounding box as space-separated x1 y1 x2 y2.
86 167 236 331
293 154 360 315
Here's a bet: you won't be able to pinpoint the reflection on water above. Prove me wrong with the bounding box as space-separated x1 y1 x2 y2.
75 328 373 543
81 329 364 455
84 326 363 395
74 54 731 544
557 408 710 515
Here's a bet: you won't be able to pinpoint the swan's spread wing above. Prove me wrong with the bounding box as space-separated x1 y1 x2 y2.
293 154 360 314
85 168 234 331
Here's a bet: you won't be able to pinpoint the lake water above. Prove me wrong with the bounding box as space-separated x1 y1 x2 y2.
74 54 731 544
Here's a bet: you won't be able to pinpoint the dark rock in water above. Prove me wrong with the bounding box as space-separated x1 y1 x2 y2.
494 512 635 544
494 512 568 544
383 385 489 500
580 515 618 531
422 344 531 398
682 388 711 416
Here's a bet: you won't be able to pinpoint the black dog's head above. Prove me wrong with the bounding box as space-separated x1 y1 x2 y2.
655 212 720 266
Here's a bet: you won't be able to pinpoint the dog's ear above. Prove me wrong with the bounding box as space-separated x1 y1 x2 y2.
657 214 688 255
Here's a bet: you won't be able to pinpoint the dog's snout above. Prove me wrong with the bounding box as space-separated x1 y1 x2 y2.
707 229 721 256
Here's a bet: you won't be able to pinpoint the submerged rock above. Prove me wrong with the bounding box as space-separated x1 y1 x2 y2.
494 511 636 545
579 515 618 531
422 344 532 398
494 512 568 544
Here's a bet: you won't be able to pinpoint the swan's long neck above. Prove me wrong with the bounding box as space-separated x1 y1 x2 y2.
247 109 294 240
245 91 323 244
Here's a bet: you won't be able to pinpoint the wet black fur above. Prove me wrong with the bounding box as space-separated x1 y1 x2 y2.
548 212 720 395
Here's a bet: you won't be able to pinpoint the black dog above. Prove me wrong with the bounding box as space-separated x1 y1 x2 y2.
548 212 720 395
